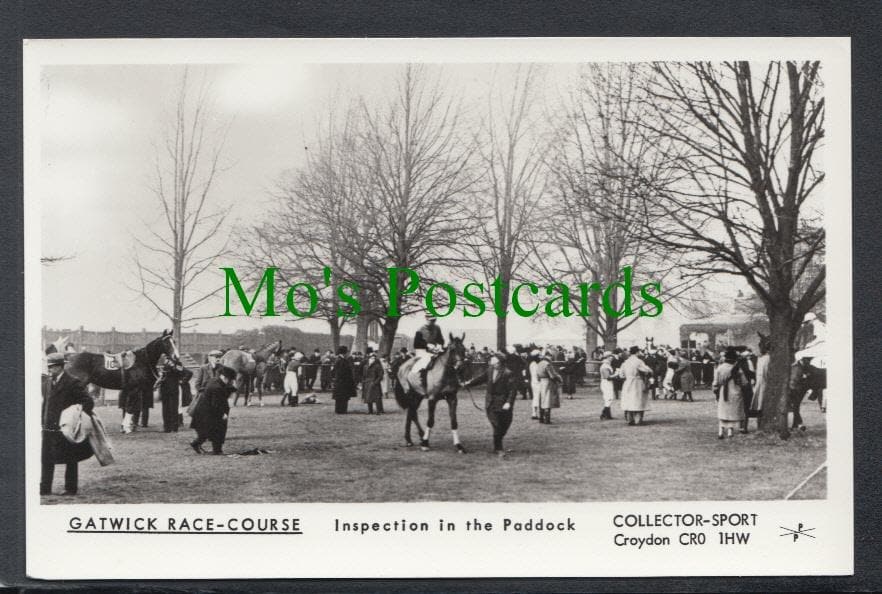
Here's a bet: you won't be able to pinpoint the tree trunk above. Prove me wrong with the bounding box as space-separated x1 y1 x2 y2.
601 312 619 351
584 323 598 354
379 316 401 359
496 313 507 352
328 319 341 352
758 309 797 438
354 315 368 353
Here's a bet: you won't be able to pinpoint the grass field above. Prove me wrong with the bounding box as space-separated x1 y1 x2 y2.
40 385 827 503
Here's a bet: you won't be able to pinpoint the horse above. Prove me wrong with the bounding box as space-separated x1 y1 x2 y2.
394 333 467 453
64 329 179 391
221 340 283 406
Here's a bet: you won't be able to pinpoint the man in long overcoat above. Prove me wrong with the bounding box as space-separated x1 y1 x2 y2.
620 346 654 426
332 346 356 414
41 352 94 495
361 350 385 414
189 365 236 455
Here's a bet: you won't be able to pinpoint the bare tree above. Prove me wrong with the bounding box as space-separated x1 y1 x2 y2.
465 65 550 350
132 67 233 347
532 63 695 351
356 65 478 356
632 61 825 438
247 103 363 351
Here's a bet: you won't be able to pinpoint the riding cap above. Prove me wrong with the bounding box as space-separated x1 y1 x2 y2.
208 349 222 357
47 352 65 367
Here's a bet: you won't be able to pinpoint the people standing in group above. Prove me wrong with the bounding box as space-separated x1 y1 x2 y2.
362 349 385 415
332 346 356 414
41 352 95 496
620 346 654 426
599 351 619 420
282 351 302 406
713 347 748 439
189 365 237 455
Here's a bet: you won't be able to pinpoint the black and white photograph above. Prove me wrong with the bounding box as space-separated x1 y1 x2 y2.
24 37 853 579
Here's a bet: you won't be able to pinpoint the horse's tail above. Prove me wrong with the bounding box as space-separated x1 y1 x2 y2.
394 378 411 410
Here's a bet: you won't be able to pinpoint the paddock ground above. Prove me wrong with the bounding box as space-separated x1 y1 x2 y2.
40 386 827 503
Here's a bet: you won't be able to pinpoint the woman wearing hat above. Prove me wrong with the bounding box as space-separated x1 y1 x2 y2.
712 347 748 439
189 365 237 455
535 351 562 424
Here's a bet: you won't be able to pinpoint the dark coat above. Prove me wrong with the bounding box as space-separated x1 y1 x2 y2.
332 356 356 400
480 367 517 412
42 373 94 464
189 378 234 440
361 357 384 404
413 323 445 350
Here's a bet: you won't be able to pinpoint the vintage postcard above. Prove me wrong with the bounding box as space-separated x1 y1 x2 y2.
24 37 852 578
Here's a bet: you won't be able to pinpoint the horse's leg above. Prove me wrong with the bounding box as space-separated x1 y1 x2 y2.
404 406 413 446
421 397 437 451
411 396 425 449
448 396 466 454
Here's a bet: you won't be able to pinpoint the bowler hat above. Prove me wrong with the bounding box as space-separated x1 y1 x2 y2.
47 352 65 367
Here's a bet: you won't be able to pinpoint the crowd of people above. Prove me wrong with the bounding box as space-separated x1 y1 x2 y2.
41 320 825 495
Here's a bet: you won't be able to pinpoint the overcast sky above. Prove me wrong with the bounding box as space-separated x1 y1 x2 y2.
38 62 687 346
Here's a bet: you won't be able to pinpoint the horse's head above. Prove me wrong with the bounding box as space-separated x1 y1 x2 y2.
145 329 179 365
447 332 467 373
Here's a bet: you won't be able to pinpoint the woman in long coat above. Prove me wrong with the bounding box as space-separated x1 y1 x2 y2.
361 352 385 414
535 353 562 424
620 346 653 425
676 355 695 402
713 348 747 439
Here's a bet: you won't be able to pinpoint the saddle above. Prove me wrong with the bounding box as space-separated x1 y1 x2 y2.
103 351 136 371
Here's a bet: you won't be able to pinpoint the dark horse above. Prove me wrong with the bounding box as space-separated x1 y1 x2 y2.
395 334 467 453
64 329 179 391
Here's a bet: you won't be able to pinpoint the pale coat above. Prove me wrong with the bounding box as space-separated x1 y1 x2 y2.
620 354 653 412
599 360 617 407
59 404 114 466
713 361 747 424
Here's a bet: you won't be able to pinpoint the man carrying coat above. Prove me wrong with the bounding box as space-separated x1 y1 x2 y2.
41 352 94 496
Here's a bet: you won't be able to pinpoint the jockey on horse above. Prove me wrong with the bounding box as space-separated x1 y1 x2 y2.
411 313 445 398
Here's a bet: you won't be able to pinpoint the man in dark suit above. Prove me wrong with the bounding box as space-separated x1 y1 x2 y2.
465 352 517 458
332 346 356 414
41 352 94 496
